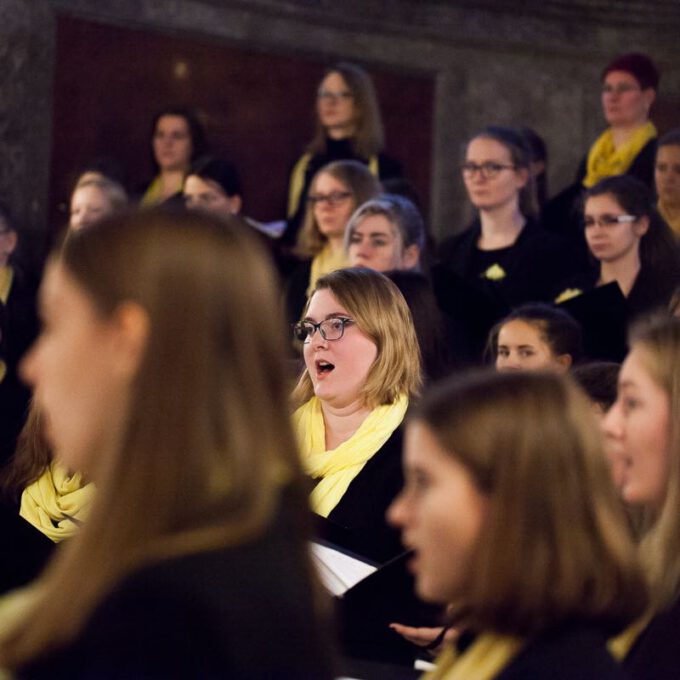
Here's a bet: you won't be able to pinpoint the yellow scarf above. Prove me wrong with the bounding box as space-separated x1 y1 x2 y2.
19 462 95 542
607 614 652 661
658 201 680 237
306 245 349 299
424 633 524 680
293 395 408 517
583 121 657 188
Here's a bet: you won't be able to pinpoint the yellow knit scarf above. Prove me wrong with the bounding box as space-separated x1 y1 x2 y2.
658 201 680 237
424 633 524 680
292 395 408 517
583 121 657 188
19 462 95 542
306 244 349 299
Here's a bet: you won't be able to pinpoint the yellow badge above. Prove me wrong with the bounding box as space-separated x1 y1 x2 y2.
555 288 583 304
482 263 506 281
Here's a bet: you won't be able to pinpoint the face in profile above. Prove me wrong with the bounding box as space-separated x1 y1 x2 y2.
655 144 680 207
152 114 193 173
311 173 356 240
584 193 648 264
463 137 528 213
183 175 242 216
603 346 670 508
69 185 114 232
316 71 357 138
495 319 570 373
347 214 419 272
601 70 654 129
21 262 141 474
388 420 488 602
302 287 377 410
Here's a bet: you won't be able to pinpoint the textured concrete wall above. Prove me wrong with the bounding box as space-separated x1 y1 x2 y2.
3 0 680 259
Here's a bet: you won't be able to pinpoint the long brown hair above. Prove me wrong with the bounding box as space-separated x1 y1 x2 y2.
416 370 646 636
0 209 308 667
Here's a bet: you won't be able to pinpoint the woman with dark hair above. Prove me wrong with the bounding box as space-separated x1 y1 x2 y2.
183 155 242 216
556 175 680 321
0 210 332 677
654 127 680 236
283 63 401 246
389 370 646 679
140 107 206 207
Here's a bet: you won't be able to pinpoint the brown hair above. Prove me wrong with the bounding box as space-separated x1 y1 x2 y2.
628 316 680 611
292 267 422 409
308 62 385 159
296 160 381 258
0 210 309 667
416 370 647 636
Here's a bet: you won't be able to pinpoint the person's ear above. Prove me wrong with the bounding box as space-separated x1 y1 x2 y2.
555 353 573 373
515 166 530 189
401 244 420 270
110 302 150 379
634 215 650 238
642 87 656 115
228 195 243 215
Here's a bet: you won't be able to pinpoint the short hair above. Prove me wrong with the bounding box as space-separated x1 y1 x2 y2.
602 52 660 91
309 62 385 159
467 126 537 217
188 155 242 198
628 316 680 610
658 127 680 150
296 160 381 258
487 303 583 365
292 267 422 409
149 106 207 172
414 370 647 636
345 194 426 268
73 177 129 213
0 210 307 665
571 361 620 411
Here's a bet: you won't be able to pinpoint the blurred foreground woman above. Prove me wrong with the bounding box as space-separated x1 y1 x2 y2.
389 371 646 679
0 211 333 678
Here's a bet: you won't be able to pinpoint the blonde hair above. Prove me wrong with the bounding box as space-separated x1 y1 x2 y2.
417 370 646 636
292 267 421 409
295 160 381 258
628 316 680 611
0 210 309 667
73 177 129 213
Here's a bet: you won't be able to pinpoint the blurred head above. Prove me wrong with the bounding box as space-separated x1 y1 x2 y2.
183 156 242 216
296 160 381 257
584 175 677 274
389 370 646 636
311 63 384 158
292 267 421 410
462 126 534 217
69 179 128 232
602 316 680 608
489 303 582 373
601 53 658 129
346 194 425 272
655 128 680 209
0 200 18 267
572 361 620 418
151 107 205 174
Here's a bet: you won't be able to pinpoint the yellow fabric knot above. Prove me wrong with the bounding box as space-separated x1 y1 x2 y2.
555 287 583 304
481 263 506 281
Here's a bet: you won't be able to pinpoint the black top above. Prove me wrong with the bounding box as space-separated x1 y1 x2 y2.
623 595 680 680
19 495 335 679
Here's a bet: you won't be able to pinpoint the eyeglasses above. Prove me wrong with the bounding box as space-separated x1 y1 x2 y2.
293 317 355 343
583 214 638 229
461 162 516 179
317 89 353 103
602 83 641 96
307 191 352 207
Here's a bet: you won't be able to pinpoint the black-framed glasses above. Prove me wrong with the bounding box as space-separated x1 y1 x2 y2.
307 191 352 207
602 83 640 96
583 214 637 229
292 317 355 343
317 89 353 103
461 162 516 179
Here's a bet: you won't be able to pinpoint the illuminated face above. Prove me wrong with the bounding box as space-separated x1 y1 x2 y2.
603 346 670 508
311 173 356 240
316 71 357 138
463 137 528 213
21 262 134 473
152 115 193 172
302 288 377 410
388 420 488 603
601 71 654 129
655 144 680 208
69 185 114 232
347 214 416 272
584 193 648 265
495 319 569 373
183 175 241 216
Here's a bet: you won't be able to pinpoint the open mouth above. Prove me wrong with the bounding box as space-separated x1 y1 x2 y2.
315 360 335 377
